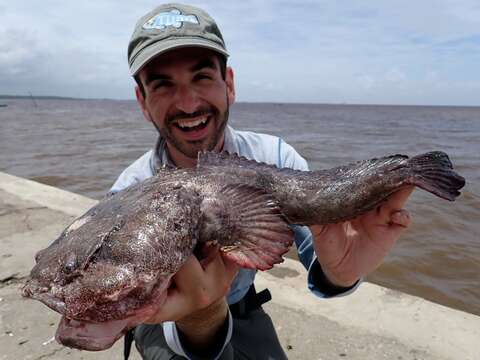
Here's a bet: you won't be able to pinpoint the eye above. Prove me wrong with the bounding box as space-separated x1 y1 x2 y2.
151 80 173 90
194 73 213 81
64 261 76 273
63 254 78 273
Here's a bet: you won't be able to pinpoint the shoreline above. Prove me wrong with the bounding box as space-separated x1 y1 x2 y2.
2 96 480 108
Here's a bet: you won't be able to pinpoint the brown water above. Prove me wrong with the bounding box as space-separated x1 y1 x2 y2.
1 99 479 315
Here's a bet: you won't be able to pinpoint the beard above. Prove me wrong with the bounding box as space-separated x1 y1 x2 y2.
153 101 229 160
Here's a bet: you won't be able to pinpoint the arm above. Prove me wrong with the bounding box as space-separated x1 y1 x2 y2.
175 298 230 356
143 246 239 358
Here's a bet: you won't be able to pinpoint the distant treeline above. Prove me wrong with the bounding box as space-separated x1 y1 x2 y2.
0 95 76 100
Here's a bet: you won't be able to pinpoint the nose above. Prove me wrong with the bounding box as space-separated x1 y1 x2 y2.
174 84 201 114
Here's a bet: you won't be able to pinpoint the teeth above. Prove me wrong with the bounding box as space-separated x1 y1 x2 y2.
177 117 208 128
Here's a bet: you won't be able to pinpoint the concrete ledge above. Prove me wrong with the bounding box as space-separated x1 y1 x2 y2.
1 172 479 359
259 258 479 359
0 172 97 217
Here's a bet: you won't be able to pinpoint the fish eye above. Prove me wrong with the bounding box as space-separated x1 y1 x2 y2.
63 254 78 273
64 262 75 273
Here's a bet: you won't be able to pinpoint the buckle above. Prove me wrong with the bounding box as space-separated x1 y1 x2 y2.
229 286 272 319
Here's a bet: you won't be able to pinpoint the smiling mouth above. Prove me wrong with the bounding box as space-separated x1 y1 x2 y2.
173 115 210 133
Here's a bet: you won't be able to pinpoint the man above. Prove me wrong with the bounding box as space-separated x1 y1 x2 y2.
111 4 413 359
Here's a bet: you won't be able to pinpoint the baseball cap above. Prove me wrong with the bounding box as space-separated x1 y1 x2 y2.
128 3 229 76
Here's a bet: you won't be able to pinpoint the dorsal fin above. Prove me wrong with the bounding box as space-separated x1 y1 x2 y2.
197 150 305 177
154 163 177 175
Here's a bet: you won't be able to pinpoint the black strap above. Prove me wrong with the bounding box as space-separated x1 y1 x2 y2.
310 261 359 297
229 284 272 319
124 328 135 360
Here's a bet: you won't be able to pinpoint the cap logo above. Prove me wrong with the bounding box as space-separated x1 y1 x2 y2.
143 9 199 30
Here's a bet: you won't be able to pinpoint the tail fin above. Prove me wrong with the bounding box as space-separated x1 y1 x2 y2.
408 151 465 201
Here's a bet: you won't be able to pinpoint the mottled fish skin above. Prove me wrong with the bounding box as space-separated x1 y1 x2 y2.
21 150 465 351
197 151 466 225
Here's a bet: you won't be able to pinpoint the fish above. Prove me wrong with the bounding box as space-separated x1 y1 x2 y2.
21 150 465 351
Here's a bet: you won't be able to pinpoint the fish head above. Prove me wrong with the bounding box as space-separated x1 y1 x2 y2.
22 225 89 314
22 205 182 318
21 208 177 350
22 182 203 350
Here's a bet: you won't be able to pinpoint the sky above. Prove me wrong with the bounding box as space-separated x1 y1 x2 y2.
1 0 480 106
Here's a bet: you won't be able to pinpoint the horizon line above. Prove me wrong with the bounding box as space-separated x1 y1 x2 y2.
1 94 479 109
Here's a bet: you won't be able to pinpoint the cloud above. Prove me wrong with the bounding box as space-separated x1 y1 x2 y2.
0 29 42 75
356 75 376 90
0 0 479 105
385 68 407 84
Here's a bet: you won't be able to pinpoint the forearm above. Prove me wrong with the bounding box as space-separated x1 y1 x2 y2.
176 297 229 355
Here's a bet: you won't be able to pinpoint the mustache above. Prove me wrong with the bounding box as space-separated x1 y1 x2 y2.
166 108 214 124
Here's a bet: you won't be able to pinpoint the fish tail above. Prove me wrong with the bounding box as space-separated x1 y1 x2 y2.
199 184 293 271
407 151 465 201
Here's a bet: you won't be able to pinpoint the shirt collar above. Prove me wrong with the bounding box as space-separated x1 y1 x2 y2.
152 125 237 172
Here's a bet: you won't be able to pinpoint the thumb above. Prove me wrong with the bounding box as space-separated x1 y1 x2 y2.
384 186 414 211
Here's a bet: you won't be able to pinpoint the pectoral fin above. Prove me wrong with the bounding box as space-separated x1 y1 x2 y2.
199 184 293 270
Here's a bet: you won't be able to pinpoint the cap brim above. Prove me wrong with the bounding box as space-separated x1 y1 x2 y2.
129 38 229 76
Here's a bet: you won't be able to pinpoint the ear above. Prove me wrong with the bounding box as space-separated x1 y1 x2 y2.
135 85 153 123
225 67 236 106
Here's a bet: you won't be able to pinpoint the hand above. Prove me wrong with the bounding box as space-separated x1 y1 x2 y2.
311 187 414 287
144 245 239 324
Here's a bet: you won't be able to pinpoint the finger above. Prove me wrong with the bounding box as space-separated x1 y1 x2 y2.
203 249 226 276
219 253 240 280
309 224 327 237
198 244 220 268
310 223 344 244
389 209 411 228
157 255 220 321
382 210 412 247
142 280 190 323
361 186 414 226
197 251 238 304
143 251 236 324
146 287 189 323
382 186 414 211
172 255 205 292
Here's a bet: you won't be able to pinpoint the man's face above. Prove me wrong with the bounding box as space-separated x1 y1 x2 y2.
136 47 235 163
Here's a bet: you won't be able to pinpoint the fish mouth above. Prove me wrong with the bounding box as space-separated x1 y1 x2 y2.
22 280 66 315
24 272 173 351
23 270 173 321
55 288 169 351
56 316 130 351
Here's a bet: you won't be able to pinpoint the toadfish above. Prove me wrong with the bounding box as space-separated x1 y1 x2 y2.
22 151 465 351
